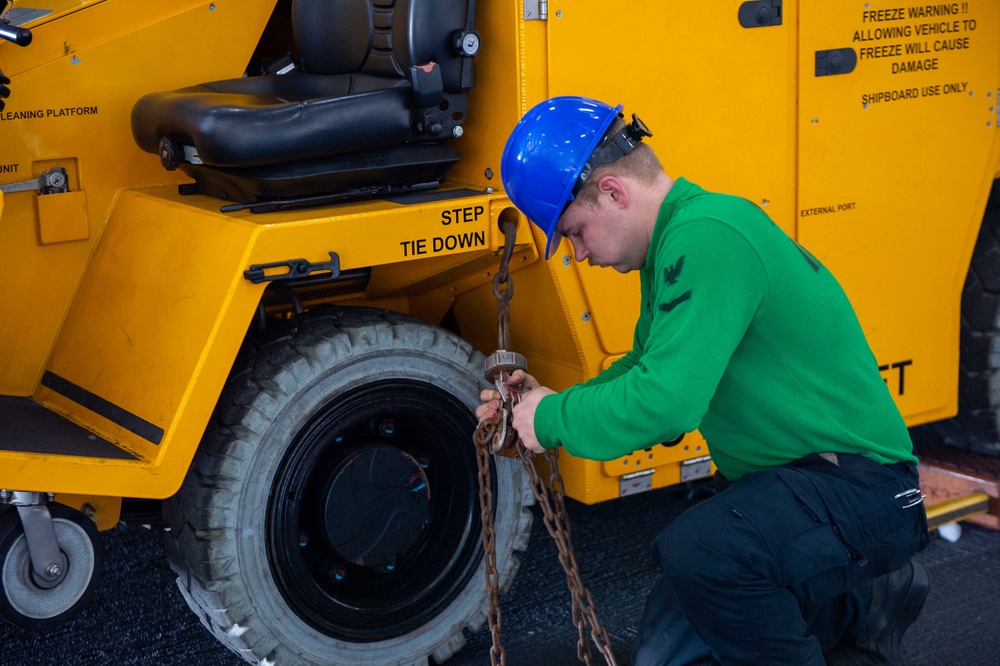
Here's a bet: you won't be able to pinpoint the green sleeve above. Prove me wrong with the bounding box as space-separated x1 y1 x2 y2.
534 219 768 460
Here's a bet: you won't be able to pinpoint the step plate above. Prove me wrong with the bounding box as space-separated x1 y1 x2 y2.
0 396 136 460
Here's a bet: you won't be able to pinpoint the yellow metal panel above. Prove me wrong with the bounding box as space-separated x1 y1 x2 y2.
35 190 88 244
797 1 1000 426
530 3 798 502
545 0 797 356
448 0 539 190
603 433 711 479
40 190 261 466
0 0 277 395
11 187 524 498
242 191 499 271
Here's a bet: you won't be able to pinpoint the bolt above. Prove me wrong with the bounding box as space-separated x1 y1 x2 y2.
82 503 97 518
0 490 10 501
452 126 464 138
46 563 62 578
330 566 346 583
378 419 396 437
209 3 216 10
484 167 494 180
299 532 309 547
581 312 591 322
562 255 571 266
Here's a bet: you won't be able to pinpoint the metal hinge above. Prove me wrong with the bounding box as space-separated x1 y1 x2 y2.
524 0 547 21
0 167 69 195
738 0 781 28
815 48 857 77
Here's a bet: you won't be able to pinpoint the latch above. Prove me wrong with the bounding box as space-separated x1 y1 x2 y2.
244 251 341 284
0 167 69 195
815 48 857 76
524 0 547 20
739 0 781 27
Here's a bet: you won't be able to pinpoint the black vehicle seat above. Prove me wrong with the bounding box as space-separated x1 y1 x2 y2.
130 0 479 203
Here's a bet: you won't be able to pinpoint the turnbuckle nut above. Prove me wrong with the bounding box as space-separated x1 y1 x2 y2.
484 350 527 382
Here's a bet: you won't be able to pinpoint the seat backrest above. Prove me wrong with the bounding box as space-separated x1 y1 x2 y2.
292 0 473 92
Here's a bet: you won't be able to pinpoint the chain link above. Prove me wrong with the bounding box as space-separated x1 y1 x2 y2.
473 221 618 666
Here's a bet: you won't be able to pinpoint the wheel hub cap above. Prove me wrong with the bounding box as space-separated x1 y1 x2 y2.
321 444 431 568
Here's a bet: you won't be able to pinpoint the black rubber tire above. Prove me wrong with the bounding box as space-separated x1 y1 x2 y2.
163 307 533 665
912 179 1000 455
0 504 103 629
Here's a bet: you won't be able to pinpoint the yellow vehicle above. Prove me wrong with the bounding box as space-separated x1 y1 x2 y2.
0 0 998 664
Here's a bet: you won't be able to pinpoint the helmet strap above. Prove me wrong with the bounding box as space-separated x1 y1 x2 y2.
571 113 653 198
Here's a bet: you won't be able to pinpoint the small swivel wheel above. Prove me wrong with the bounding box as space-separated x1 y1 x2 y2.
0 505 104 628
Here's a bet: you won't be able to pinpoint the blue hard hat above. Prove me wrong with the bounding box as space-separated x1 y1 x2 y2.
501 96 623 259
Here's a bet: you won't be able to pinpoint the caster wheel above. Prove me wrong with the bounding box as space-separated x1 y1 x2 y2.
0 504 103 628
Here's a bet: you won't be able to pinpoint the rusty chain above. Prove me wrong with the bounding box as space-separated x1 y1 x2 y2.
473 220 618 666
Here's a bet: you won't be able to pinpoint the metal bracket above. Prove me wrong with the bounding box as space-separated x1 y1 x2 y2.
524 0 547 20
0 167 69 195
1 491 67 587
244 251 341 284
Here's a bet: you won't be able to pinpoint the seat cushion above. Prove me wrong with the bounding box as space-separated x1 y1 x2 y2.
131 74 413 167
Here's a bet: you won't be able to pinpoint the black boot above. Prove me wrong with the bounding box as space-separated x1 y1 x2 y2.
825 559 930 665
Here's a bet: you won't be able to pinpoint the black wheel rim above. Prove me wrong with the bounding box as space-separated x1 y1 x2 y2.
267 378 489 642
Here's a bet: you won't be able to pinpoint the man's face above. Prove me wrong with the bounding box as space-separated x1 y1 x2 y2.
555 189 645 273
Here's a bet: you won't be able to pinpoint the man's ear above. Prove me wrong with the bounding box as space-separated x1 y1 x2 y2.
597 175 629 209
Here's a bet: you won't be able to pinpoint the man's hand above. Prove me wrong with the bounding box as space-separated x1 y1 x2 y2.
0 68 9 112
476 369 541 423
511 386 554 453
475 369 554 453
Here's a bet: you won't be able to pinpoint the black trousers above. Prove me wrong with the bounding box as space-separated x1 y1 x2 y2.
632 453 928 666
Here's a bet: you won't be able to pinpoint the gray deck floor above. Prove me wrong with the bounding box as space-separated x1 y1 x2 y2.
0 483 997 666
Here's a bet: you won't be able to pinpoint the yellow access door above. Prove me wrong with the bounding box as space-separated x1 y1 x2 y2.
544 0 797 357
798 1 1000 427
508 1 797 502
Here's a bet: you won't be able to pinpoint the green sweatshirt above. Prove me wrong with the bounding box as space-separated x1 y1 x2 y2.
534 178 915 480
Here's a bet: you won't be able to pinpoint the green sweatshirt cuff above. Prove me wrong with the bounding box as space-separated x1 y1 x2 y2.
533 392 563 450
